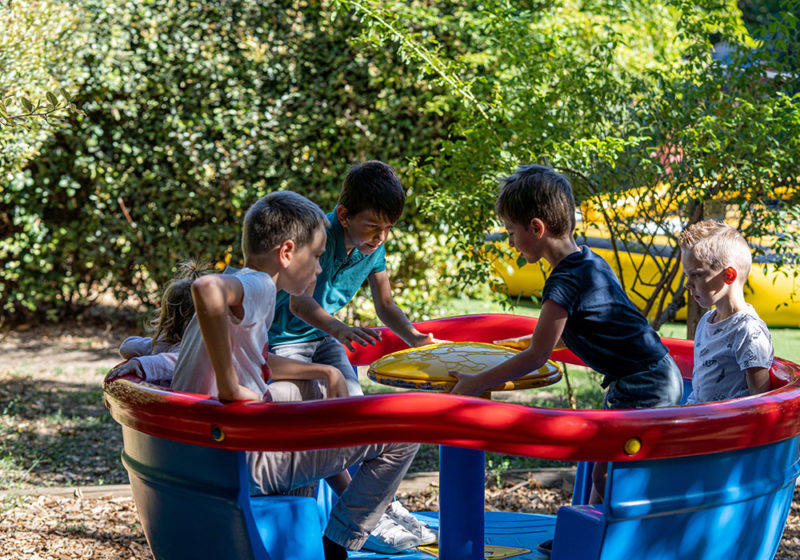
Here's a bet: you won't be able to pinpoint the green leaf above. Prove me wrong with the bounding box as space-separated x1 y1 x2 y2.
20 97 34 113
46 92 59 107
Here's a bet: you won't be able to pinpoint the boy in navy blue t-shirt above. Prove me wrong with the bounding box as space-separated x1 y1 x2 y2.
451 165 683 515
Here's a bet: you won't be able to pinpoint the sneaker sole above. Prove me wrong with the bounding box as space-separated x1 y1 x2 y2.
361 542 417 554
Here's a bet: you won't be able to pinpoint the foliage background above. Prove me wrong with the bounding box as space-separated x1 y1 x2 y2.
2 0 798 330
2 0 466 326
342 0 800 332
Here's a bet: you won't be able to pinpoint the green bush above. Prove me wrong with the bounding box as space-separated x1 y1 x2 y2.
10 0 794 330
1 0 459 324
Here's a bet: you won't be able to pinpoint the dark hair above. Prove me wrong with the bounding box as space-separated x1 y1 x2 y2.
242 191 328 259
495 164 575 236
150 260 210 347
338 161 405 223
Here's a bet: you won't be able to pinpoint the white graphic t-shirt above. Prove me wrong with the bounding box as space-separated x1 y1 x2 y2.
687 305 773 403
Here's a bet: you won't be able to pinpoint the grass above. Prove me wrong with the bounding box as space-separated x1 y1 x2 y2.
0 494 25 515
0 375 125 490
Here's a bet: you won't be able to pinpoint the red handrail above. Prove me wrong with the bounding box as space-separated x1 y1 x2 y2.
104 314 800 462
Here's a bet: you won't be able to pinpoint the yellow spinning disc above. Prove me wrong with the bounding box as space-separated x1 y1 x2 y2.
367 342 561 392
417 543 532 558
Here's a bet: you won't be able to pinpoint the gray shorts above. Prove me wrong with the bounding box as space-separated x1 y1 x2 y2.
248 442 419 549
603 353 684 409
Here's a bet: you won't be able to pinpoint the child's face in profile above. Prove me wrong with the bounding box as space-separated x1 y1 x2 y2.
284 225 326 296
681 253 729 309
503 217 541 264
340 208 396 255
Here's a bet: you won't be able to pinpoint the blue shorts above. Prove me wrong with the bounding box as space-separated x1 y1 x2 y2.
603 353 683 410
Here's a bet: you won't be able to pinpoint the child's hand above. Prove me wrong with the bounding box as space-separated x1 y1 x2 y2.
411 332 450 347
493 335 532 350
323 367 350 399
219 384 261 403
449 370 486 397
333 325 382 352
105 360 145 383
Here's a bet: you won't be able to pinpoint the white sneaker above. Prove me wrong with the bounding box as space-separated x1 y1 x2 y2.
362 512 421 553
385 500 438 545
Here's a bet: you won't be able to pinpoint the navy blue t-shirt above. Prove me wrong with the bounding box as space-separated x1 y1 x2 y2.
542 246 668 386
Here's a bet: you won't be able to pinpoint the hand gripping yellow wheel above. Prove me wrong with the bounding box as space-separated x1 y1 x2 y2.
367 341 561 393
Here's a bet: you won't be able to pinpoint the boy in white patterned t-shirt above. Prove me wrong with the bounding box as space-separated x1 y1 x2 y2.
679 220 774 403
170 191 418 560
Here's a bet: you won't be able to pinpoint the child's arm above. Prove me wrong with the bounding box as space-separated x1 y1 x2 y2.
119 336 154 359
136 352 178 382
105 352 178 383
745 366 771 395
289 291 383 352
192 274 260 402
450 301 568 396
368 270 436 348
493 334 567 351
267 353 349 399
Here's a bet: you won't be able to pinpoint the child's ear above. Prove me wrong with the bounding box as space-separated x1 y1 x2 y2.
724 266 737 285
336 206 349 226
529 218 545 238
276 239 295 268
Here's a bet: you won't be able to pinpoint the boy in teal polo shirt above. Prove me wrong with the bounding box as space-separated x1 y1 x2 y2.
268 160 440 553
268 160 437 397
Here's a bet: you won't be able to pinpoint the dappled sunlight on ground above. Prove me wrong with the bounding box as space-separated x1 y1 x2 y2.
3 321 800 558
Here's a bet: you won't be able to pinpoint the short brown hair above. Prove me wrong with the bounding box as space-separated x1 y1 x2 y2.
495 164 575 236
338 161 405 223
242 191 328 259
679 220 752 277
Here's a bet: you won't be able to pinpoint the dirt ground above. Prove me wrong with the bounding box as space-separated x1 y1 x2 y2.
2 322 800 559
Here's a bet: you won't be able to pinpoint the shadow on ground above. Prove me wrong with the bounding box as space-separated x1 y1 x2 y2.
0 375 128 489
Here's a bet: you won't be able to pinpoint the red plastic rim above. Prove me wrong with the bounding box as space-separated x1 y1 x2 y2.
104 314 800 462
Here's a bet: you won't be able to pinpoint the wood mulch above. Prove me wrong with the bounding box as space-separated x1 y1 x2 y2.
0 493 148 560
2 321 800 558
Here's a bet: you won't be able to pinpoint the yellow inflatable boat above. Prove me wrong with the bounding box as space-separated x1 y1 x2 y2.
489 228 800 328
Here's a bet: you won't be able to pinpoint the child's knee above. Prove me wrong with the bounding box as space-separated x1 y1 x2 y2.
384 442 420 462
269 380 313 402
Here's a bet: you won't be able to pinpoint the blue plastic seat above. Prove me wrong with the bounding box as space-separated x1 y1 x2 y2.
121 426 326 560
553 437 800 559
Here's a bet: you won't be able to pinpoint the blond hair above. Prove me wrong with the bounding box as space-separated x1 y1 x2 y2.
678 220 752 278
149 260 210 349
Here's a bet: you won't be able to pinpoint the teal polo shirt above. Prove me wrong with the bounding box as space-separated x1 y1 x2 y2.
269 208 387 346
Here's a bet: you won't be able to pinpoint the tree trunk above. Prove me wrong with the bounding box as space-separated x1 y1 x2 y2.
703 198 727 221
686 296 706 340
